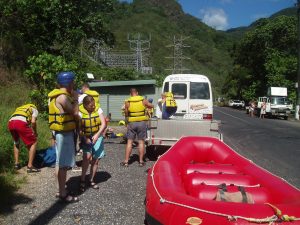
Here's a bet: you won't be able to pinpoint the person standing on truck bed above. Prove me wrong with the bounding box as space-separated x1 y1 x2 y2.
120 88 153 167
158 92 177 119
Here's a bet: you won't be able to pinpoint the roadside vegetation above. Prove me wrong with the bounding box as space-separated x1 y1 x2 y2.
0 72 51 208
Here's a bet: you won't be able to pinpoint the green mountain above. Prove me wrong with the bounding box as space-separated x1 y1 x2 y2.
110 0 235 94
111 1 295 94
270 7 297 18
226 7 297 40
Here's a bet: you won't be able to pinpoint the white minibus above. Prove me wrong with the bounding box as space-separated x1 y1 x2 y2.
162 74 213 120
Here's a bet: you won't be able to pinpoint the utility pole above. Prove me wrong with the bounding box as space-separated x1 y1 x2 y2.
297 0 300 119
165 35 190 74
128 33 151 73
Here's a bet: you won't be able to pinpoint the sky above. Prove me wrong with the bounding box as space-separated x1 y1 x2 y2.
121 0 296 30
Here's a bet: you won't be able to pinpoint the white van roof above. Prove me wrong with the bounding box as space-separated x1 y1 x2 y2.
164 74 210 83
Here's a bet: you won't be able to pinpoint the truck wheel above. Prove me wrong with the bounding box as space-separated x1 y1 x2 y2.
284 116 288 120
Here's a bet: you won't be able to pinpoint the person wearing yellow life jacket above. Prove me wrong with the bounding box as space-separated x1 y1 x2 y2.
48 71 79 203
78 83 100 110
8 104 40 173
161 92 177 119
78 95 106 191
146 98 154 118
120 88 153 167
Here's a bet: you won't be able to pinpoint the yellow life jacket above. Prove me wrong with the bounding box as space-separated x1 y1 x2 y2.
11 104 37 124
165 92 177 108
127 96 148 122
80 107 101 136
48 89 76 132
79 89 100 113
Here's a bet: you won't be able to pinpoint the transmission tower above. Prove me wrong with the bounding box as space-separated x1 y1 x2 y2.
80 35 152 74
128 33 151 73
165 35 190 74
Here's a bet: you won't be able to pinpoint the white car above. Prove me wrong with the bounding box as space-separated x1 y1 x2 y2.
228 100 245 108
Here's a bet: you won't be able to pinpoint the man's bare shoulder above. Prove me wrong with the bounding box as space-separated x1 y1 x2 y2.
143 99 153 108
56 94 69 104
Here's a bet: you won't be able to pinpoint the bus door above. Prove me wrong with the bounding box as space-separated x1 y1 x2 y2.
170 82 189 114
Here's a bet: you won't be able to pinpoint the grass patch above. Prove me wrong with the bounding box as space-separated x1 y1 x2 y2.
0 78 51 211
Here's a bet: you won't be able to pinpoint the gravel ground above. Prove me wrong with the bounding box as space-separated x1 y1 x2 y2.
2 134 156 225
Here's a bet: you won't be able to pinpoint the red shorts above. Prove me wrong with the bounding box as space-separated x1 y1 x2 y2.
8 120 37 147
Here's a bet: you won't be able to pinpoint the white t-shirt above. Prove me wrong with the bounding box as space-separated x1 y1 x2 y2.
155 98 163 118
79 108 103 119
78 94 88 105
10 107 38 123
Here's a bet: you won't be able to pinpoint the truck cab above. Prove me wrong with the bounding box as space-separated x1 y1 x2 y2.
257 87 293 119
162 74 213 120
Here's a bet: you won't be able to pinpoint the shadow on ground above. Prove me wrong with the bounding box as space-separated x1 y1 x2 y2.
21 171 111 225
67 171 111 195
145 146 170 161
0 175 33 215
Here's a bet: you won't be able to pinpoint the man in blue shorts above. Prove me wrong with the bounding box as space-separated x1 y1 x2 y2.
120 88 153 167
48 71 79 203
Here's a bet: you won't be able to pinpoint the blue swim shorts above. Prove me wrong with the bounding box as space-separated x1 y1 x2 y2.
55 131 76 168
81 136 105 159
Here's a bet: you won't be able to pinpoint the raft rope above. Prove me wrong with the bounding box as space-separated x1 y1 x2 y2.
150 154 300 224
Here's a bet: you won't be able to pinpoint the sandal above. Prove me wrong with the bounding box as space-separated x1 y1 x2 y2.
89 181 99 189
138 161 145 167
14 163 21 170
120 161 129 167
58 194 79 204
79 180 86 192
27 166 41 173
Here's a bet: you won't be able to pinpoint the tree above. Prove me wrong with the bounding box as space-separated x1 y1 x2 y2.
24 52 87 116
226 16 297 101
0 0 116 66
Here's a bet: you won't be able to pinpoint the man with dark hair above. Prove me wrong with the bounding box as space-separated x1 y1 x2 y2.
120 88 153 167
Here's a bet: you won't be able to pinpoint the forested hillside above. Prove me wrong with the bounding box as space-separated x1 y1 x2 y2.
0 0 298 103
110 0 235 94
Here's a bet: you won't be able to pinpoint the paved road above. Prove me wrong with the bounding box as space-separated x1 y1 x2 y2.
214 106 300 189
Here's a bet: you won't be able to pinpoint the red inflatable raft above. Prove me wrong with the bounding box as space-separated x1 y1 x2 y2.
145 136 300 225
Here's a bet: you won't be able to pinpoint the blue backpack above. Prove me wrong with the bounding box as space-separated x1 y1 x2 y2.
33 145 56 168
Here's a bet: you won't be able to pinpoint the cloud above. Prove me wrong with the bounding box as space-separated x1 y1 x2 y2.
200 8 229 30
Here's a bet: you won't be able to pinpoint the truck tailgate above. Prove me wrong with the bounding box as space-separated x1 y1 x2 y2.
147 118 221 146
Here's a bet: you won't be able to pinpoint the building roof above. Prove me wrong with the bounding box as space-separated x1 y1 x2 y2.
89 79 156 87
